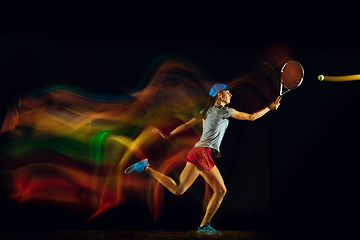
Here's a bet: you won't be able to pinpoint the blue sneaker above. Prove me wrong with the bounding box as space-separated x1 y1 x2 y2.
124 159 150 174
197 221 221 235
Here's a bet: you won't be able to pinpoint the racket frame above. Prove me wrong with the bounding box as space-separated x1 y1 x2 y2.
279 60 304 96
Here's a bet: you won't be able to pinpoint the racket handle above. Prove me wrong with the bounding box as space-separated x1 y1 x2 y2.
275 96 282 104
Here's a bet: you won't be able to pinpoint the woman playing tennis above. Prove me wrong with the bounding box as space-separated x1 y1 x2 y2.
124 83 280 235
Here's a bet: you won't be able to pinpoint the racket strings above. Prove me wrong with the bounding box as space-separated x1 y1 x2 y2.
282 61 303 89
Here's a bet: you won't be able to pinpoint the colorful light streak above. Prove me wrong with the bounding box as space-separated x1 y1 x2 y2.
0 45 292 222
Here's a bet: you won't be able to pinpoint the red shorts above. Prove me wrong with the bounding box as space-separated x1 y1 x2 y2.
185 147 215 171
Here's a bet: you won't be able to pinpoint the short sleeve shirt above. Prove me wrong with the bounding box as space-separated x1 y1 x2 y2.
193 106 235 157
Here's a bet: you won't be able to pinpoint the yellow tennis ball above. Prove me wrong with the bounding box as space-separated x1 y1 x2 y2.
318 75 324 81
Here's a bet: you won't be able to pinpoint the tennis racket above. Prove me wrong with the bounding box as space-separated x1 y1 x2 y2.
275 60 304 103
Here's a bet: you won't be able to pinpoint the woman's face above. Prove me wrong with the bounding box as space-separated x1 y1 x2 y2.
218 90 232 105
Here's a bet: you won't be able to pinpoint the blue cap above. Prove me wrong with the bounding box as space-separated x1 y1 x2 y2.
209 83 232 97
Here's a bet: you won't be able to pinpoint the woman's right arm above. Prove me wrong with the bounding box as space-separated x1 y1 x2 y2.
153 117 202 139
230 98 280 121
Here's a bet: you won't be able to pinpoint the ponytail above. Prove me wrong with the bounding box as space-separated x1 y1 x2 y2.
200 95 216 119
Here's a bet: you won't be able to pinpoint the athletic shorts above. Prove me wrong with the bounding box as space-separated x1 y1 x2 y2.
185 147 215 171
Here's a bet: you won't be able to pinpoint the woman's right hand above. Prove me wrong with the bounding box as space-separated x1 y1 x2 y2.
269 96 281 110
152 128 168 139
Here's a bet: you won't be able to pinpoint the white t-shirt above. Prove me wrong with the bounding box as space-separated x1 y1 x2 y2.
193 105 235 158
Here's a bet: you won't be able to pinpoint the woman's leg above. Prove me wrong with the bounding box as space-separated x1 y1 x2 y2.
199 166 227 227
145 162 200 195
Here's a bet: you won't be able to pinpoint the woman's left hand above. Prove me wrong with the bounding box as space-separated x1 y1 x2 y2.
152 127 168 139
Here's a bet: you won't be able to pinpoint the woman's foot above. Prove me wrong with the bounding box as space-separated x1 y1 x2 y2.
197 221 221 235
124 159 149 174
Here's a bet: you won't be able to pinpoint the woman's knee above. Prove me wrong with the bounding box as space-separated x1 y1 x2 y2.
218 185 227 197
173 188 186 196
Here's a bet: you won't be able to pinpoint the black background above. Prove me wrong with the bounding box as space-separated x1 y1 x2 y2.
1 6 359 238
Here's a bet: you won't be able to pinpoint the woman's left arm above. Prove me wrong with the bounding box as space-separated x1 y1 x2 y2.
153 117 202 139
